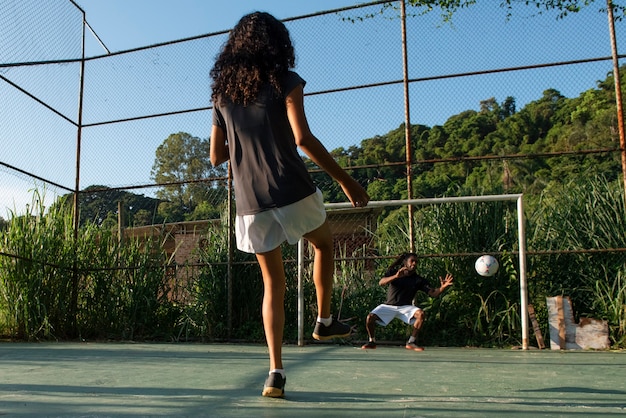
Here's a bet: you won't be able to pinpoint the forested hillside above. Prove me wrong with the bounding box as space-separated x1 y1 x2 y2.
312 68 623 204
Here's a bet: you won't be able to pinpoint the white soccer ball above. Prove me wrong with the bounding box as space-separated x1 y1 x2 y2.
475 255 499 277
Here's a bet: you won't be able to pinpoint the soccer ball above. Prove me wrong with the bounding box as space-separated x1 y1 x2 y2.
475 255 499 277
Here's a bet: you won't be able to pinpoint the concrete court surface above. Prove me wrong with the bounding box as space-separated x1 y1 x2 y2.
0 342 624 417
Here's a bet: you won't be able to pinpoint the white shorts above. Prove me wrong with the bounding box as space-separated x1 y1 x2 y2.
370 304 422 326
236 189 326 254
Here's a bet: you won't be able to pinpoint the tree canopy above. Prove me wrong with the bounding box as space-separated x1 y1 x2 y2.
52 185 163 228
150 132 227 222
308 66 623 203
401 0 625 21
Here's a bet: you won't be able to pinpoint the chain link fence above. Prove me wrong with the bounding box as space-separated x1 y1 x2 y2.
1 0 625 343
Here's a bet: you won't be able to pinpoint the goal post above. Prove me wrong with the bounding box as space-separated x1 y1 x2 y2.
297 194 529 349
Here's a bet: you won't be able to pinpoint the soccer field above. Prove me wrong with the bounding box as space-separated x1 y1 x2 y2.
1 342 624 417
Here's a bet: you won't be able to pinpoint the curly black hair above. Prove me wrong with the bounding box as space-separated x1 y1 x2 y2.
210 12 295 106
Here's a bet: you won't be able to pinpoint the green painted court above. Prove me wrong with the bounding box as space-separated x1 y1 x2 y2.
1 342 624 417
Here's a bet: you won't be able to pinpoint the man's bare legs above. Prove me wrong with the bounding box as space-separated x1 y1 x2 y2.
406 309 425 351
362 310 425 351
361 312 380 349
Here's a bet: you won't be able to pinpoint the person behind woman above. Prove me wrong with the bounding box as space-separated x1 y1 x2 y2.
209 11 370 398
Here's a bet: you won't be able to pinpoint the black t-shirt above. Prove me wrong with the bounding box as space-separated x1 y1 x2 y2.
212 71 316 215
384 269 432 306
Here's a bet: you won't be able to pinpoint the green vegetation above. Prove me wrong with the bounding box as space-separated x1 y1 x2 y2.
151 132 227 222
56 185 163 227
402 0 626 22
1 69 625 348
1 176 623 347
0 192 178 340
314 79 622 203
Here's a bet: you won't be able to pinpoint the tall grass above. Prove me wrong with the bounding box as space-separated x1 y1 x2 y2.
177 222 230 341
360 200 523 346
1 176 624 348
529 175 626 345
75 223 174 340
592 268 626 346
411 200 520 346
0 192 176 340
0 191 75 339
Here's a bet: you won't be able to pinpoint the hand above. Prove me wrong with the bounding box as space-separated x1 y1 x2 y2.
439 273 454 289
341 178 370 208
396 266 410 278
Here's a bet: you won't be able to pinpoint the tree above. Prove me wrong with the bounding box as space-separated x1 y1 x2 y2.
151 132 227 222
400 0 625 21
52 186 164 227
133 209 155 226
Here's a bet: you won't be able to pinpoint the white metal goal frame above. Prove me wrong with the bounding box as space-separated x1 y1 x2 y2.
297 194 529 349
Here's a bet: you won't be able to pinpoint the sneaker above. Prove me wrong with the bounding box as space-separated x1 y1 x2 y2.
312 318 351 340
361 341 377 349
405 342 424 352
262 372 286 398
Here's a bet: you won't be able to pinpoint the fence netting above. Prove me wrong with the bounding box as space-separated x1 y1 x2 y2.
1 0 625 344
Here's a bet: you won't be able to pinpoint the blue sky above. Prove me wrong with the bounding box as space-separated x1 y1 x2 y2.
75 0 361 53
1 0 624 217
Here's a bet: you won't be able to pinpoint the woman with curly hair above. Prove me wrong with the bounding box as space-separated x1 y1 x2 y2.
209 12 370 398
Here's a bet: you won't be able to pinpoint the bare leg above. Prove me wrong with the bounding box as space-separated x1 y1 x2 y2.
406 309 425 351
256 247 286 371
365 313 380 341
303 220 334 318
411 309 425 340
361 313 380 349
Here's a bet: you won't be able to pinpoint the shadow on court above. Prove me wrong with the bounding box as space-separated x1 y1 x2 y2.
1 342 624 417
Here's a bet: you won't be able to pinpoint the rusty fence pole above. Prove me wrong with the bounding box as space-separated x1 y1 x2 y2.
400 0 415 252
607 0 626 208
70 4 87 338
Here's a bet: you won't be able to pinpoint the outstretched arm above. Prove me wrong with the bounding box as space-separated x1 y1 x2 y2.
427 273 454 298
286 84 370 208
